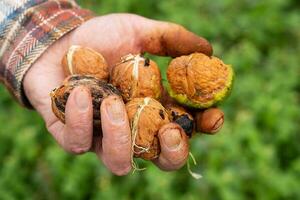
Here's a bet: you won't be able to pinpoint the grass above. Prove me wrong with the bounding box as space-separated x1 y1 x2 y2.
0 0 300 199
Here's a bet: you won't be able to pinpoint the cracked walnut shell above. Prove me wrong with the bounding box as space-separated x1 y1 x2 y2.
50 75 120 135
165 104 194 138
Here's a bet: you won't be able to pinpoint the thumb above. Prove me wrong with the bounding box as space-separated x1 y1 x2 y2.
139 20 213 57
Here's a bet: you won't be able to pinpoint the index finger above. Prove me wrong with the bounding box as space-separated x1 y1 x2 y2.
139 20 213 57
100 95 132 176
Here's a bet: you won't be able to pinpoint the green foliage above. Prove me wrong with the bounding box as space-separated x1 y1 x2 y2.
1 0 300 199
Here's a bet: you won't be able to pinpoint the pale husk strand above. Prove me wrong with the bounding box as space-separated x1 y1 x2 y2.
130 97 151 172
187 152 202 179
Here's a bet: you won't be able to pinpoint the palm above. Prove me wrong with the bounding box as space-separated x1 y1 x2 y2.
23 14 212 174
24 14 144 133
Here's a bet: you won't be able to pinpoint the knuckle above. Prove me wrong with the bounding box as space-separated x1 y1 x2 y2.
168 156 188 169
169 160 186 170
115 132 131 146
46 120 61 135
111 165 131 176
69 121 89 132
102 155 131 176
64 136 92 154
158 150 189 171
68 146 90 155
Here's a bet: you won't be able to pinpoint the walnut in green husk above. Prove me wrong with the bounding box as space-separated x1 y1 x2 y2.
167 53 234 108
111 54 163 102
50 75 120 135
126 97 170 160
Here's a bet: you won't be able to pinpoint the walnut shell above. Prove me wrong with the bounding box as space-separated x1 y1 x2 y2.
50 75 120 136
167 53 234 108
126 97 170 160
111 54 163 102
62 45 109 81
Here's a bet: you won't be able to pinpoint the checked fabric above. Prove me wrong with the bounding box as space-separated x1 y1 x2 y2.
0 0 94 107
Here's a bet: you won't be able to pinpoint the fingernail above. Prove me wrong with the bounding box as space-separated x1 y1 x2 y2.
162 128 182 150
106 96 124 124
75 87 90 111
196 108 224 134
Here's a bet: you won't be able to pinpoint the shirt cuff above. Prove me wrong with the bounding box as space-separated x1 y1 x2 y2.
0 1 94 108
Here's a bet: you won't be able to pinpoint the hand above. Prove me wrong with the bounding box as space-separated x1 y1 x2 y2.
24 14 216 175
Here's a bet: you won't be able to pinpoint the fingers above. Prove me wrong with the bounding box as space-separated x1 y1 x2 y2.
139 20 213 57
195 108 224 134
100 95 132 176
153 123 189 171
54 86 94 154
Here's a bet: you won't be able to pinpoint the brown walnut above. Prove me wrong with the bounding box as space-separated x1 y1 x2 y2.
111 54 163 102
50 75 120 135
62 45 109 81
126 97 170 160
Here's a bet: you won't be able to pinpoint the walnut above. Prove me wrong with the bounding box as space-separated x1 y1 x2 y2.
167 53 234 108
126 97 170 160
62 45 109 81
165 104 194 138
50 75 120 136
111 54 163 102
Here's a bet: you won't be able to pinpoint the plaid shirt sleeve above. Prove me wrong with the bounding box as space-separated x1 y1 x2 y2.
0 0 94 108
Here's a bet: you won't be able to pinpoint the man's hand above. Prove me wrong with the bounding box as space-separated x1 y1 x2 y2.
23 14 214 175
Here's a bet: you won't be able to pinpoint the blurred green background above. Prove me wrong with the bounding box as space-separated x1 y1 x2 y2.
1 0 300 199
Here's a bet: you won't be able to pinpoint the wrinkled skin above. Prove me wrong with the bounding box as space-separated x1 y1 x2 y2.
23 14 221 176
